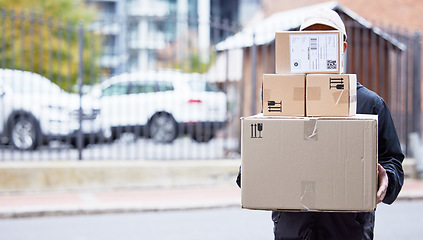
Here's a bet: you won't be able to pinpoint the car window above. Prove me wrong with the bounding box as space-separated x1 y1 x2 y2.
188 80 219 92
157 81 174 92
129 82 156 94
102 82 129 96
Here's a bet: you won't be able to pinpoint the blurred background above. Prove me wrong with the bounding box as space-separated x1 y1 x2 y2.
0 0 422 161
1 0 423 239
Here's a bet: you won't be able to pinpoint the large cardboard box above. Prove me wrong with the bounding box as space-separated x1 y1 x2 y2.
241 114 378 212
275 31 343 74
306 74 357 117
263 74 305 116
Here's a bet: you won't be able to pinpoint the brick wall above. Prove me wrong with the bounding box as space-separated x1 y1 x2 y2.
262 0 423 33
337 0 423 32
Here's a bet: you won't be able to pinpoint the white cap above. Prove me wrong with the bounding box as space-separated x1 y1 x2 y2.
300 8 347 41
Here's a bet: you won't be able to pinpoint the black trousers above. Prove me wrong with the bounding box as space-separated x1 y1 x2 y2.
272 211 375 240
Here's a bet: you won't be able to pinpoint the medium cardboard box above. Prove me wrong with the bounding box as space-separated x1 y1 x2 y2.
306 74 357 117
263 74 305 116
275 31 343 74
241 114 378 212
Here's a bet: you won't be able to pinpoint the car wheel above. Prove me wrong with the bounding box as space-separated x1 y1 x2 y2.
148 113 178 143
10 117 39 150
101 127 113 142
118 132 137 143
192 131 215 143
70 139 90 149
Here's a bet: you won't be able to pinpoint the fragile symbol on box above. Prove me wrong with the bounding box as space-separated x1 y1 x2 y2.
329 77 344 89
250 123 263 138
267 100 282 112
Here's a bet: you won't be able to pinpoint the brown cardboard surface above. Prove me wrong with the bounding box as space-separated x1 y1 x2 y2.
306 74 357 117
275 31 343 74
241 114 377 212
263 74 305 116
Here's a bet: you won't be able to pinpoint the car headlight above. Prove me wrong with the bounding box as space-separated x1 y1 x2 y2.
42 105 69 120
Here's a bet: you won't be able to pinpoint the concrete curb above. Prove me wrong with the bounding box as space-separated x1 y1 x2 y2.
397 193 423 201
0 201 242 219
0 158 417 193
0 159 241 193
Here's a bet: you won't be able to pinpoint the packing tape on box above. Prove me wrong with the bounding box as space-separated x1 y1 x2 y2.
332 90 347 104
293 87 304 101
263 88 304 102
332 91 357 105
307 87 321 101
263 89 270 103
303 118 318 141
350 94 357 103
301 181 316 211
309 87 355 105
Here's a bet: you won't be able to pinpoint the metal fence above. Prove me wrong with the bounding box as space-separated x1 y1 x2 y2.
0 9 240 160
0 8 421 161
343 19 421 156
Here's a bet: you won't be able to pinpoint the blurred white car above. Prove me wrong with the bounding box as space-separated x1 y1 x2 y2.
0 69 103 150
90 70 227 143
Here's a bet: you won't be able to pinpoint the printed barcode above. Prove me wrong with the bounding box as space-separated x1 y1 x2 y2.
327 60 337 69
310 38 317 50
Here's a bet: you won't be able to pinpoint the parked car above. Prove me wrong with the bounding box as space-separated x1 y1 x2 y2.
90 70 227 143
0 69 104 150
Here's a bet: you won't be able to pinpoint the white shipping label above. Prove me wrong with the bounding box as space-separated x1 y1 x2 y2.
289 34 339 72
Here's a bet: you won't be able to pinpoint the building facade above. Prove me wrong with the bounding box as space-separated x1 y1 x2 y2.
85 0 250 77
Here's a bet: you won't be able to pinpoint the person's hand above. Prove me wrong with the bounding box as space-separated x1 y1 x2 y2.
377 164 389 204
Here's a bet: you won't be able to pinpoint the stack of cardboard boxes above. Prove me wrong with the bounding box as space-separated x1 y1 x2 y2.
241 31 378 212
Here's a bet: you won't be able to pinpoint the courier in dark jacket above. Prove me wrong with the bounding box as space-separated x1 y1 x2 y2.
236 8 404 240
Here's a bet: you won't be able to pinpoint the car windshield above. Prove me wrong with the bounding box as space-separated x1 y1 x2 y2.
187 80 219 92
102 82 129 97
0 71 63 95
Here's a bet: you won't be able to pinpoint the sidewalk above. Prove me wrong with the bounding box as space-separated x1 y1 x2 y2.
0 178 422 219
0 185 241 218
396 178 423 200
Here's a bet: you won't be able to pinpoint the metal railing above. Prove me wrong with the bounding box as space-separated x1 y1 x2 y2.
0 9 240 160
344 20 421 155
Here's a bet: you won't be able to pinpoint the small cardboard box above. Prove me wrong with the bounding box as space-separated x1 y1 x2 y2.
263 74 305 116
241 114 378 212
275 31 343 74
306 74 357 117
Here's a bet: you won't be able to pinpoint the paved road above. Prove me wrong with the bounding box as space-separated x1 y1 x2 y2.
1 200 422 240
375 200 423 239
0 208 273 240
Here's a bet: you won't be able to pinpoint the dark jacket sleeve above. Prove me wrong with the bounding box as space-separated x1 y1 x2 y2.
357 83 404 204
374 97 405 204
236 166 241 188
